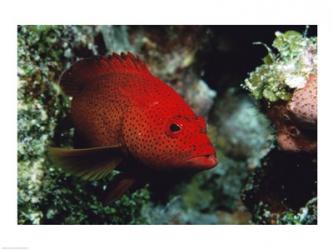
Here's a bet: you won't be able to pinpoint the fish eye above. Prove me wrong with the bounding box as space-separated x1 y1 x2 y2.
170 123 181 132
166 121 183 138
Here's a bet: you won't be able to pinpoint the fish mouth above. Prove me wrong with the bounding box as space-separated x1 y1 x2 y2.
185 153 218 169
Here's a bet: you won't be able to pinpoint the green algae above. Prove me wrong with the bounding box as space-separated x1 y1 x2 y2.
250 198 317 225
244 30 317 102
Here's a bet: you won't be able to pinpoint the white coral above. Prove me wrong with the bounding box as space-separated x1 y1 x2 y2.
285 75 307 89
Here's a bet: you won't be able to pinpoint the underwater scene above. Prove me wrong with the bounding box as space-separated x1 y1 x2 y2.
17 25 317 225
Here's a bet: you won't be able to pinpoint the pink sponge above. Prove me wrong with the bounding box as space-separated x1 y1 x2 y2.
287 74 317 126
267 74 317 152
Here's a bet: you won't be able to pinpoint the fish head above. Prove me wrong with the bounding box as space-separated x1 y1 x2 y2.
123 106 218 170
163 114 218 170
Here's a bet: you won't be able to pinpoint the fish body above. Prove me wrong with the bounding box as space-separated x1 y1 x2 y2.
50 52 217 201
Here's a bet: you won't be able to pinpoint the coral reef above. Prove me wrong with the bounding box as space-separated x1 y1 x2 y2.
211 89 274 168
241 29 317 224
17 25 150 224
242 150 317 224
18 25 317 225
287 74 317 126
243 30 317 152
244 30 317 102
249 197 317 225
266 101 317 152
141 158 252 224
18 25 218 225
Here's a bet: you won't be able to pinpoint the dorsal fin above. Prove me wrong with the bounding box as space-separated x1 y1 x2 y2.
59 52 151 96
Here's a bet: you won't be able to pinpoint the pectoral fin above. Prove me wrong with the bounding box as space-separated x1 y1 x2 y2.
104 173 138 203
48 145 123 181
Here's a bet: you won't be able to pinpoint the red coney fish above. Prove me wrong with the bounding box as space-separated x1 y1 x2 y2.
49 52 218 202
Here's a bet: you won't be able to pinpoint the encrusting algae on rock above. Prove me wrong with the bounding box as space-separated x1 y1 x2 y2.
244 30 317 152
244 30 317 103
241 29 317 224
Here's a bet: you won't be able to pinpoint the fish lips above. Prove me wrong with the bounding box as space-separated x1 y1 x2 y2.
184 152 218 169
